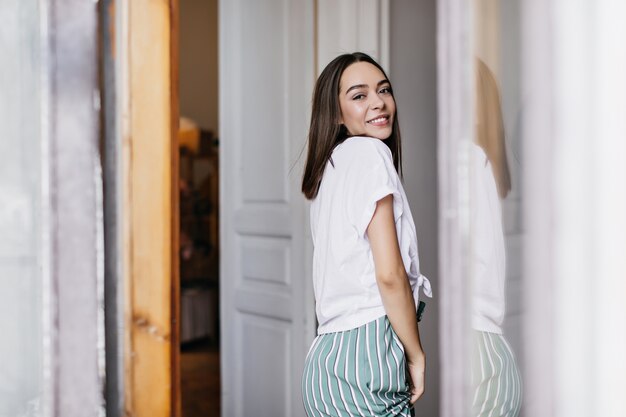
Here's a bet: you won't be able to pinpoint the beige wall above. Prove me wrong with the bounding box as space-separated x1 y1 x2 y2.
179 0 219 136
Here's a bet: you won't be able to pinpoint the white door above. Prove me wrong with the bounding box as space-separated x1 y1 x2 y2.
219 1 315 417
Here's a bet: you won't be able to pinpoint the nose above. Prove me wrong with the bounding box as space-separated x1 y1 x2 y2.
369 93 384 110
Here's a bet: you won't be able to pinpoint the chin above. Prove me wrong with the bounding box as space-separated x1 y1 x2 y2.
366 129 393 140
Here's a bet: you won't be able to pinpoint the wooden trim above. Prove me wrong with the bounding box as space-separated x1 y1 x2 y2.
123 1 174 416
169 0 181 416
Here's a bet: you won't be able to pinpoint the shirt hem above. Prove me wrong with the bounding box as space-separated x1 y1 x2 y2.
472 317 503 334
316 308 387 335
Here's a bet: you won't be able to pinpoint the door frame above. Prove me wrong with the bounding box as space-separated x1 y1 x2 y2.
115 1 181 416
39 0 104 414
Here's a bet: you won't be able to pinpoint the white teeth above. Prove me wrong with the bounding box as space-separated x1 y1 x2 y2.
368 116 387 124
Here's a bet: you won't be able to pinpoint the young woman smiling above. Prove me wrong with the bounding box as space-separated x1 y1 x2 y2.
301 52 432 417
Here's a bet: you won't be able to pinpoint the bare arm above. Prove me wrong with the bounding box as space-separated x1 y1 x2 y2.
367 194 425 403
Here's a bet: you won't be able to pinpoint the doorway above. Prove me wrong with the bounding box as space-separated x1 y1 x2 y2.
177 1 221 416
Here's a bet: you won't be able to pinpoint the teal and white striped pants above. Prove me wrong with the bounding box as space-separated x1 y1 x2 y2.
301 315 413 417
471 331 523 417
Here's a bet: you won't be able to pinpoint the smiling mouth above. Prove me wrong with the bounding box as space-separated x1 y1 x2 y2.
367 115 390 126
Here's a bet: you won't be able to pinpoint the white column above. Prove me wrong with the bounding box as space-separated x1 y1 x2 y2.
522 0 626 416
588 1 626 415
436 0 473 415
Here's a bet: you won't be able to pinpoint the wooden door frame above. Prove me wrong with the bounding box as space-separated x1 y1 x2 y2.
118 0 181 416
169 1 181 416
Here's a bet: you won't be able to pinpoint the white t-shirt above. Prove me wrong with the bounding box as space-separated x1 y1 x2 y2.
470 143 506 334
310 136 432 334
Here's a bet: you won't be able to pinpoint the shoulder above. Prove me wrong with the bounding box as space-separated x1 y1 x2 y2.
334 136 393 165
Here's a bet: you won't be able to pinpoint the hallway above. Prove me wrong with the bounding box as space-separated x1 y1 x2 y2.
181 341 220 417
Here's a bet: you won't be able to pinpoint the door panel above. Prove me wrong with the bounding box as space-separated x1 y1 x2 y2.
220 1 314 416
237 314 291 416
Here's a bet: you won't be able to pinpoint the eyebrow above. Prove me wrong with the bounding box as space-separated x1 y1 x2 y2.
345 79 390 95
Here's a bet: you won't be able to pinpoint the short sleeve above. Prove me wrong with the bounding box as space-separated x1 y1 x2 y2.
344 140 404 238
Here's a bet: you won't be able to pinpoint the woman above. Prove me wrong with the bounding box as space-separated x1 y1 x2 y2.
301 52 432 417
470 58 522 417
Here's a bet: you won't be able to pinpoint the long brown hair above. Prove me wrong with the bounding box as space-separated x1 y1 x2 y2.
301 52 403 200
475 58 511 198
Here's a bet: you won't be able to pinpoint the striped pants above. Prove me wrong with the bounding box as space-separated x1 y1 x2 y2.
301 315 414 417
471 331 523 417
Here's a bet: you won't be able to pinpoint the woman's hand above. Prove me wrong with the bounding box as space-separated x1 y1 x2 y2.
407 357 425 405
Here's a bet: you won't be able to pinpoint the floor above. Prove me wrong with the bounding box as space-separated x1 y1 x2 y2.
181 339 221 417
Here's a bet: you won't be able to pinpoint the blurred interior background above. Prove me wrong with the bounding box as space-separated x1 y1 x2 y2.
0 1 624 417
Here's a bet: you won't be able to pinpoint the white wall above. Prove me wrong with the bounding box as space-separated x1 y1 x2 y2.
0 1 43 414
389 1 440 415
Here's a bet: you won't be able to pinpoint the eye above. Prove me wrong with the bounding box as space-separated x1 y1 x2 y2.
379 86 392 95
352 93 366 100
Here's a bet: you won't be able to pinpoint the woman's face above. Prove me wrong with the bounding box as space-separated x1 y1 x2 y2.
338 62 396 140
